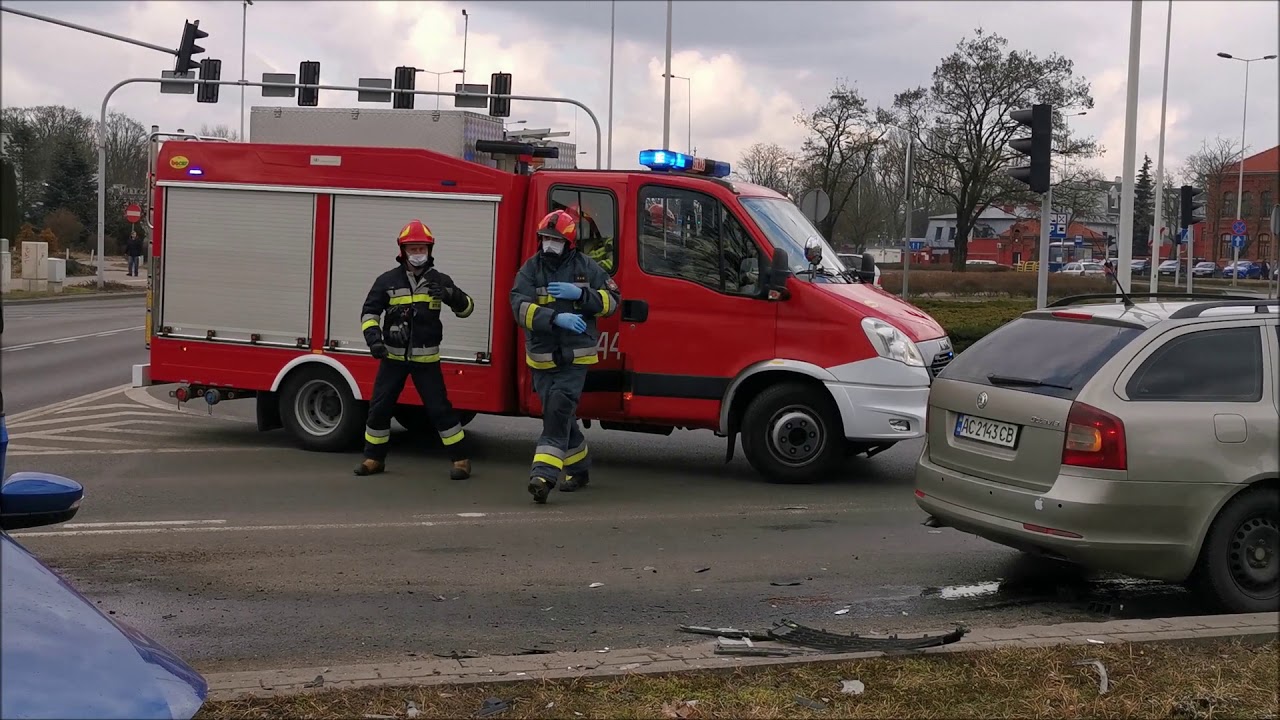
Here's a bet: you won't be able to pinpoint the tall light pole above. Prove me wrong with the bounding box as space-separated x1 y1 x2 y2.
1217 51 1277 286
663 73 691 152
1115 0 1143 295
662 0 673 149
240 0 253 141
461 9 470 89
606 0 615 169
1149 0 1173 293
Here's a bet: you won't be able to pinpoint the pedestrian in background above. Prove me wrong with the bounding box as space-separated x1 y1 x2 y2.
125 231 143 277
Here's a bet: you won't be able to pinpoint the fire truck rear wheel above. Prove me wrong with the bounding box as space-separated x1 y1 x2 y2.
279 366 364 453
741 381 843 484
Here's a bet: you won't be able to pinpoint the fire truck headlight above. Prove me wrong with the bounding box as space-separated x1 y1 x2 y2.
861 318 924 367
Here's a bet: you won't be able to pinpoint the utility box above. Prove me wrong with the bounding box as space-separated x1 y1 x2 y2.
249 107 506 167
47 257 66 283
1 250 11 293
21 241 48 279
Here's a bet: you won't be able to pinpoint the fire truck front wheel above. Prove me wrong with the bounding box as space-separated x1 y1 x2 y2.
279 366 365 452
740 381 844 484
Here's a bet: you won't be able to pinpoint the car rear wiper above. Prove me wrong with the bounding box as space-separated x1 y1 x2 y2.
986 374 1074 391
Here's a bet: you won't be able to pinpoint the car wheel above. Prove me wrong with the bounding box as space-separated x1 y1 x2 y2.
279 365 365 452
741 382 844 484
1192 486 1280 613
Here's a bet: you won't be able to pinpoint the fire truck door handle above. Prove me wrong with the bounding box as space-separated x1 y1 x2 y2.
621 299 648 323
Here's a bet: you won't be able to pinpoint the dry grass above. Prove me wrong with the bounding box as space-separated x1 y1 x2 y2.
198 638 1278 719
879 270 1113 298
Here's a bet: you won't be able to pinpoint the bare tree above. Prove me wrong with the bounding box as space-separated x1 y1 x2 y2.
891 28 1097 269
736 143 799 199
1181 136 1246 255
101 112 148 190
794 79 886 241
199 124 240 141
1052 166 1108 229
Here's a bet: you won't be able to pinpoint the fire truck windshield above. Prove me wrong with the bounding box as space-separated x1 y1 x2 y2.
739 197 847 282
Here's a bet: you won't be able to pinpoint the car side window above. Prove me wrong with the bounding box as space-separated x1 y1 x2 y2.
1127 326 1264 402
637 185 762 295
549 186 618 276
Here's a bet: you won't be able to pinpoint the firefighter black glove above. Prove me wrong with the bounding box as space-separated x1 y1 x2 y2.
428 281 452 301
369 342 389 359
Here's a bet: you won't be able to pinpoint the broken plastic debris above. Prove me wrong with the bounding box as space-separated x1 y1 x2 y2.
433 594 447 602
695 567 711 573
834 608 850 615
794 696 827 711
589 582 604 588
771 581 802 586
473 697 511 718
406 700 420 718
1087 638 1105 644
596 647 610 653
1074 659 1109 695
644 566 658 572
783 505 809 510
840 679 865 695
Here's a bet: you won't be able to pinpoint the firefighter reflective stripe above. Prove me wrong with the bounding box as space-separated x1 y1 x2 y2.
384 345 441 363
361 314 381 331
571 346 598 365
595 289 613 316
387 288 412 299
457 295 475 318
565 441 588 467
533 444 564 469
439 424 465 446
526 352 556 370
365 426 391 445
520 302 540 330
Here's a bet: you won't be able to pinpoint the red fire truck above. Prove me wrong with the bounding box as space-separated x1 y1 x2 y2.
135 138 953 483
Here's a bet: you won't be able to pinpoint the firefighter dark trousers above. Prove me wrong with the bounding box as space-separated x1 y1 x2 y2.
529 363 590 484
363 360 469 463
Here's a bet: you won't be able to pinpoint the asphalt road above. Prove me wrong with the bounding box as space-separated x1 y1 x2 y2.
6 387 1206 675
1 296 147 414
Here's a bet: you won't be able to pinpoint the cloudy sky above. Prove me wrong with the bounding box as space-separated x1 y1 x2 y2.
2 0 1277 179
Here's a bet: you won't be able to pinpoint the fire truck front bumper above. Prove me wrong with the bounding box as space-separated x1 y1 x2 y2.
823 355 932 442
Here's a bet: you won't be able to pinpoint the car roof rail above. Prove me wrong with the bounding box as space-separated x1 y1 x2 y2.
1047 292 1248 308
1167 299 1278 319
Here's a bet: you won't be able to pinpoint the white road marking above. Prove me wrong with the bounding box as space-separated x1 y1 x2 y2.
1 326 143 353
14 521 441 538
63 519 227 529
456 512 487 518
55 403 157 415
10 411 172 429
5 385 134 423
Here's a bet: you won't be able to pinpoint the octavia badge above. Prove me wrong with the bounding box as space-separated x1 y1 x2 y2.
976 392 989 409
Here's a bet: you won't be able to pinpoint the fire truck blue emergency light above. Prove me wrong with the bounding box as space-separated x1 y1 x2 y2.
639 149 732 179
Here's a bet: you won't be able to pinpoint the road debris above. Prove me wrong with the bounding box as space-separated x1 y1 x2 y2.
472 697 511 718
436 651 480 659
770 581 803 586
1074 658 1109 695
406 699 420 718
644 566 658 572
661 700 700 719
1087 638 1105 645
678 625 772 641
588 582 604 588
684 619 965 654
840 679 865 695
433 594 447 602
695 567 711 573
783 505 809 511
834 608 850 615
303 674 324 688
794 696 827 711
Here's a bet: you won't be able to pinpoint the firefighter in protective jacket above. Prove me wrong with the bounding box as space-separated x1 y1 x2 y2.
356 219 475 479
510 209 620 504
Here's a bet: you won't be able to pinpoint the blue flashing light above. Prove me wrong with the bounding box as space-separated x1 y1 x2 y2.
638 149 731 179
187 167 204 176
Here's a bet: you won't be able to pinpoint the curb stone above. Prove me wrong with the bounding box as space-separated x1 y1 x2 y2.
202 611 1279 701
1 290 147 305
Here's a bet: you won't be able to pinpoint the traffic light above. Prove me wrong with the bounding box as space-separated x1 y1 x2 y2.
174 20 208 75
393 66 416 109
1007 104 1052 194
196 58 221 103
1180 185 1206 228
298 61 320 106
489 72 512 118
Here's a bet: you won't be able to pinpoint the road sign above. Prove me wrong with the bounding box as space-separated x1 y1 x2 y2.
124 204 143 223
1231 235 1246 249
799 188 831 225
908 239 926 251
1231 219 1247 236
1073 235 1083 248
1049 213 1068 239
1179 228 1190 244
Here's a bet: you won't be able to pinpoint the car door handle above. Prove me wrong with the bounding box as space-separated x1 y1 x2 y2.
621 299 649 323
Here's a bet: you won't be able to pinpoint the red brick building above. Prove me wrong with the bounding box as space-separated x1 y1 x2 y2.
1190 145 1278 264
968 220 1108 265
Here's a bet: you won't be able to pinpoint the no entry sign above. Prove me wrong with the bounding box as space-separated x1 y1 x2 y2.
125 204 143 223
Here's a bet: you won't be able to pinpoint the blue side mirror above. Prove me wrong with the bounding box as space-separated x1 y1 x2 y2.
0 473 85 532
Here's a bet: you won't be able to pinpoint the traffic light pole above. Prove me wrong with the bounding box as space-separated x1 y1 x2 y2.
95 76 605 290
1036 188 1052 309
0 5 177 55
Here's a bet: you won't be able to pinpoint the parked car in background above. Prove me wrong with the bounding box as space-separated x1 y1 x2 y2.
1158 260 1181 277
1192 261 1220 278
1131 259 1151 275
0 387 208 719
915 295 1279 614
1061 261 1106 276
1223 260 1262 280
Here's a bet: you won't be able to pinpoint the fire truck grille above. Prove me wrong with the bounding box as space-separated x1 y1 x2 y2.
929 351 954 378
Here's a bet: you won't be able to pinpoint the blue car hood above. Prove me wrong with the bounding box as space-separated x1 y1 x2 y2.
0 535 207 719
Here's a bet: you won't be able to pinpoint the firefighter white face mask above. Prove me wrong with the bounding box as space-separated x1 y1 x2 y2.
407 253 430 267
540 239 566 256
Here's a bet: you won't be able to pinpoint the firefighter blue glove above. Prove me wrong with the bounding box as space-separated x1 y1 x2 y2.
547 282 583 301
369 342 389 359
553 312 587 334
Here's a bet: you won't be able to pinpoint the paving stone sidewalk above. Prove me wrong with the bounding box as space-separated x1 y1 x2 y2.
205 611 1279 701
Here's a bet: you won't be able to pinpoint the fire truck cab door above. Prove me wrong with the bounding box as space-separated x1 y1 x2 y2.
616 180 777 426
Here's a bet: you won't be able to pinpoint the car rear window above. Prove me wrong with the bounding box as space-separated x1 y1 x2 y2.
939 316 1144 399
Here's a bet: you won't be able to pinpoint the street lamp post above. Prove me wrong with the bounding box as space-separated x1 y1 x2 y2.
1217 51 1277 286
1149 0 1173 294
663 73 691 153
419 68 464 111
606 0 615 169
461 9 470 88
240 0 253 141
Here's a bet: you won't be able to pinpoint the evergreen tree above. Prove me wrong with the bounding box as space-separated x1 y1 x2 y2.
1 158 19 243
1135 153 1154 236
40 141 95 246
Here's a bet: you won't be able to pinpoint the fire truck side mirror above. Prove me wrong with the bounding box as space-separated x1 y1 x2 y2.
857 252 877 283
764 249 792 301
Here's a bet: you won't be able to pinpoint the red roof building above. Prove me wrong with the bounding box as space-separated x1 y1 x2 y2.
1203 145 1278 264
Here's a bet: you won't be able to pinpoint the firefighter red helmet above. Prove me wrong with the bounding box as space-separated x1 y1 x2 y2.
396 219 436 248
536 209 578 246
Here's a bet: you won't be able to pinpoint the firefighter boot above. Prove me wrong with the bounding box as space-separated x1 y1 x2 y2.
354 459 385 476
450 459 472 480
528 476 555 504
559 471 590 492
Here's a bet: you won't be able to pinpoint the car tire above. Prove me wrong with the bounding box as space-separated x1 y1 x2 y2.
741 382 844 484
1191 486 1280 613
279 365 365 453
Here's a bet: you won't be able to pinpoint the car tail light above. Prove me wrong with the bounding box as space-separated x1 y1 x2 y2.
1061 401 1127 470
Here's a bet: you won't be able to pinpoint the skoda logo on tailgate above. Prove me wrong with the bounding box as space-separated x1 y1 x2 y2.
976 392 989 410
